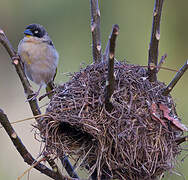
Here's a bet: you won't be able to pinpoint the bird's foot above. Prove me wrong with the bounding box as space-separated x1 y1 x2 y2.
11 54 21 65
39 89 55 101
26 92 40 102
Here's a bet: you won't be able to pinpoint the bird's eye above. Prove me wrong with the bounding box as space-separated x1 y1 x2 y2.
34 30 39 34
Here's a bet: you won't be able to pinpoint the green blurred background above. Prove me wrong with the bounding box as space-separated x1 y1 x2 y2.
0 0 188 179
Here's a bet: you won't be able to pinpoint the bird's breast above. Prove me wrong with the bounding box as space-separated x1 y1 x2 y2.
18 39 59 85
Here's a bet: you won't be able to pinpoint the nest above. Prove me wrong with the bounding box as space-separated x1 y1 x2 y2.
40 61 183 180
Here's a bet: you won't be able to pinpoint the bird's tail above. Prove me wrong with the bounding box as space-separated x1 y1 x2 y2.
46 81 55 99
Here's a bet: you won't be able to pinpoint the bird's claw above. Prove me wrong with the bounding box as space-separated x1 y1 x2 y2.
26 92 39 102
11 55 20 65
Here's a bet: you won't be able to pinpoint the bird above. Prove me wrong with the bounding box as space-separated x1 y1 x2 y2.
18 24 59 101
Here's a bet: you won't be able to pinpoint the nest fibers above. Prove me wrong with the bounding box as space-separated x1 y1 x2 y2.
40 61 184 180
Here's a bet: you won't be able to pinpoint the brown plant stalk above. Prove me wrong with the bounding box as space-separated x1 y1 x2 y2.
90 0 102 62
148 0 164 82
105 24 119 111
162 60 188 96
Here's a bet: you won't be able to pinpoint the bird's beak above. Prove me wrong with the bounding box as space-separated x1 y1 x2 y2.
24 29 33 36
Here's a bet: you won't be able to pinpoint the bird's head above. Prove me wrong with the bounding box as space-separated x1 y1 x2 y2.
24 24 47 38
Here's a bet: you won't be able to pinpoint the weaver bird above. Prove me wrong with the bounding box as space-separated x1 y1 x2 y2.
18 24 59 101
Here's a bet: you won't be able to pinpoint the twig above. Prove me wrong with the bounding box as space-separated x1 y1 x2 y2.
103 38 110 62
105 24 119 111
157 53 167 72
162 60 188 96
0 114 48 128
0 109 65 180
0 28 79 179
90 0 102 62
61 156 80 179
175 136 188 145
148 0 164 82
45 155 64 179
0 29 41 117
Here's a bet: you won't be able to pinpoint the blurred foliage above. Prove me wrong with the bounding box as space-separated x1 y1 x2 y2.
0 0 188 179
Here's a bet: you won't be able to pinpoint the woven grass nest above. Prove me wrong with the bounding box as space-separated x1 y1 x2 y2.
40 61 184 180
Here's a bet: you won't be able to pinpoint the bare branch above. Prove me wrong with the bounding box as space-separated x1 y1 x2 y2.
0 28 79 179
175 136 188 145
0 29 41 117
0 109 69 180
105 24 119 111
148 0 164 82
103 39 110 62
61 156 80 179
90 0 102 62
157 53 167 72
45 155 65 179
162 60 188 96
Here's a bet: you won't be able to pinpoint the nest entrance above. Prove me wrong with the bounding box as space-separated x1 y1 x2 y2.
40 61 182 180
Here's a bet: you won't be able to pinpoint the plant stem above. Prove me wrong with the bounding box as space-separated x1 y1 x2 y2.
162 60 188 96
148 0 164 82
105 24 119 111
90 0 102 62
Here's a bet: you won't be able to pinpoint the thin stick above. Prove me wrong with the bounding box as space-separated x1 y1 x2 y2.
61 156 80 179
0 28 78 179
0 113 48 128
45 155 64 179
0 29 41 117
157 53 167 72
103 38 110 62
0 109 64 180
148 0 164 82
175 136 188 145
90 0 102 62
105 24 119 111
162 60 188 96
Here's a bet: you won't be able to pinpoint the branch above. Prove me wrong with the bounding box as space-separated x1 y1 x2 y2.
0 28 79 179
103 39 110 62
0 29 41 118
90 0 102 63
105 24 119 111
148 0 164 82
0 109 69 180
162 60 188 96
157 53 167 72
61 156 80 179
45 155 65 179
175 136 188 145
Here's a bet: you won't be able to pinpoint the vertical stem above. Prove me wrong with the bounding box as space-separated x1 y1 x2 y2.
148 0 164 82
105 24 119 111
90 0 102 62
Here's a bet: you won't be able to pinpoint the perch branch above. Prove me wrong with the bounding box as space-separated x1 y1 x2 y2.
90 0 102 62
157 53 167 72
61 156 80 179
0 28 78 179
0 29 41 117
148 0 164 82
0 109 68 180
105 24 119 111
162 60 188 96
